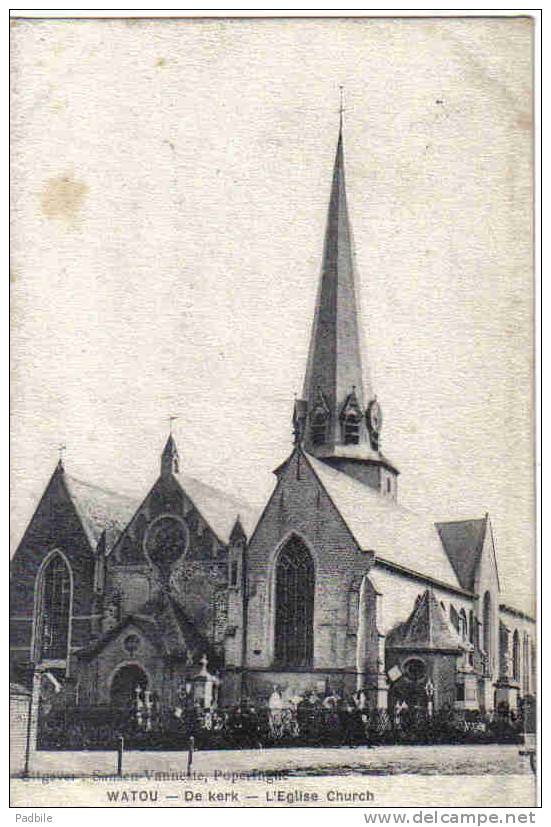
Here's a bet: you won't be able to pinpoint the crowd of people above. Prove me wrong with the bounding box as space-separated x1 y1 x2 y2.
167 685 380 748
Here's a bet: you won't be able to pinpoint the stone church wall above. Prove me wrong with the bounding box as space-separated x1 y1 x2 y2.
241 451 376 699
9 472 96 675
499 606 536 699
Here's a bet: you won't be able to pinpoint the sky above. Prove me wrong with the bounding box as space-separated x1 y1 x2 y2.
10 17 534 613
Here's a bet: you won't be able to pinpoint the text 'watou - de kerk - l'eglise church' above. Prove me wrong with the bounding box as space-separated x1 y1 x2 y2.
10 120 535 717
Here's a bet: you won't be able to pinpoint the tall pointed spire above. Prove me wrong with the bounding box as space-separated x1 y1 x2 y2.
161 433 179 478
302 115 372 423
298 109 399 497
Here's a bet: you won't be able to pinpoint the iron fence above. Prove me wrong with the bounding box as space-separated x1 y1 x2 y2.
37 700 524 752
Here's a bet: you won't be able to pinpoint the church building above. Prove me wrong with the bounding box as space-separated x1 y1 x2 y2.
10 121 535 717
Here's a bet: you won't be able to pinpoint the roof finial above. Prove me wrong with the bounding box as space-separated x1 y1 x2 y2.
339 84 345 131
168 414 179 435
57 443 66 467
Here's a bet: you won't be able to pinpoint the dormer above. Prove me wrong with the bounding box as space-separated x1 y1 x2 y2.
310 388 331 447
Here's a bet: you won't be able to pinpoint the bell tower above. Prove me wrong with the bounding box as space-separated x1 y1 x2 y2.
296 115 399 498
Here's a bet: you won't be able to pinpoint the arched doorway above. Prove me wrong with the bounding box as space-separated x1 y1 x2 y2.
274 535 314 667
110 664 148 708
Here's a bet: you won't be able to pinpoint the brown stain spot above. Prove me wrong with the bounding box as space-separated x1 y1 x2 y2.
156 57 166 67
40 175 88 223
516 110 533 132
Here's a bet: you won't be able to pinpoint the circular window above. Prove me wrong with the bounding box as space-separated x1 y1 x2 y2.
144 514 190 571
403 658 427 683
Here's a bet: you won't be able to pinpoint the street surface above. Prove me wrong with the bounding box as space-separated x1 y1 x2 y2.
15 742 532 777
11 745 536 808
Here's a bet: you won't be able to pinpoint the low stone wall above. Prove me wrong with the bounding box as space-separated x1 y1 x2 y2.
10 689 30 775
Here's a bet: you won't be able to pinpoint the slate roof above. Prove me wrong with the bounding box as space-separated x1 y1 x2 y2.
62 473 140 552
61 463 260 553
174 473 260 544
386 589 463 652
302 124 373 423
306 453 462 588
435 517 488 591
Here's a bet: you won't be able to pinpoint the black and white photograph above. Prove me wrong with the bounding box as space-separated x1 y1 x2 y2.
9 12 538 810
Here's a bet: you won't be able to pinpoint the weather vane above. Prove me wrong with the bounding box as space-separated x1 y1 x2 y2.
339 84 345 126
58 444 66 463
168 415 179 435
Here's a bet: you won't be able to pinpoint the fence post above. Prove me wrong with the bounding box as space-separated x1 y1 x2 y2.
117 735 124 777
23 687 34 778
187 735 195 777
23 667 41 778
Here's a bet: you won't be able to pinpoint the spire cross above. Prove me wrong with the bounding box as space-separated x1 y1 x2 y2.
58 444 66 463
168 415 179 435
339 84 345 127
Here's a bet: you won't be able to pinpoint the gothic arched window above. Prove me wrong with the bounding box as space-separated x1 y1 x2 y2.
483 591 492 659
469 610 475 644
523 633 530 693
459 608 468 639
274 536 314 667
450 604 459 633
512 629 520 681
35 552 72 661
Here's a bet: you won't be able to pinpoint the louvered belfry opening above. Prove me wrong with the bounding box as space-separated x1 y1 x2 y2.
274 535 314 667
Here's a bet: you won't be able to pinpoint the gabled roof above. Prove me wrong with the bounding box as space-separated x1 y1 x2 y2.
173 473 260 545
387 589 463 652
305 452 462 588
77 594 215 663
63 459 261 554
77 614 167 660
62 473 140 552
435 517 487 591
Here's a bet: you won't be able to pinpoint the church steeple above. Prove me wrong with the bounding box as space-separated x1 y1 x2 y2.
298 115 398 498
161 434 179 478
